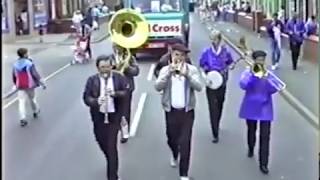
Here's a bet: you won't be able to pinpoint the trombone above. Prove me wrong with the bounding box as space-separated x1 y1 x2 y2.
108 8 149 74
225 35 286 91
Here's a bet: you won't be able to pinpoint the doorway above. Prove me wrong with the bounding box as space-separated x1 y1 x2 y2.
14 0 30 35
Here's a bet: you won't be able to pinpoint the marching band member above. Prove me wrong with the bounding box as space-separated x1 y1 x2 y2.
155 43 202 180
154 40 191 78
112 44 140 144
199 31 235 143
83 55 128 180
239 50 280 174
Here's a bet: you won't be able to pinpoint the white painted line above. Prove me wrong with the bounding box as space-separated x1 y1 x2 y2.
130 93 147 137
2 63 71 110
147 64 156 81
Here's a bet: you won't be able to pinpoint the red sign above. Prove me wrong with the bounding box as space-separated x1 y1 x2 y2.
148 24 180 33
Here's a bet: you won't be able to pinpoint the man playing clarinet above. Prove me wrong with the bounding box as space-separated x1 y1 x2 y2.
83 55 128 180
239 50 281 174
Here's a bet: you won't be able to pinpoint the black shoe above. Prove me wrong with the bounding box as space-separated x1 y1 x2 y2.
247 149 254 158
20 120 28 127
33 109 40 119
259 165 269 174
212 137 219 143
121 138 128 144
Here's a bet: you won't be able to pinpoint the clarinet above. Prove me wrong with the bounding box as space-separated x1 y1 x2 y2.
103 78 110 124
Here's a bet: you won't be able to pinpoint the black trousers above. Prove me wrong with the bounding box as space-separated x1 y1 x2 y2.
290 42 302 70
206 86 226 139
165 108 195 177
93 114 120 180
86 36 92 58
246 120 271 166
123 91 133 133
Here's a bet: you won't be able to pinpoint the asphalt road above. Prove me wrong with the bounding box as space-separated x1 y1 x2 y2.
2 14 318 180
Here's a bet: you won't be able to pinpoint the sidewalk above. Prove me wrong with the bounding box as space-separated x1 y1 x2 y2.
206 20 319 116
6 21 110 46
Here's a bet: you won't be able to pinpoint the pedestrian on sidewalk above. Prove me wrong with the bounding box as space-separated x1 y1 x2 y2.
267 13 284 70
38 24 45 43
305 15 318 36
155 43 203 180
286 14 305 70
12 48 46 127
81 20 94 60
239 50 280 175
83 55 128 180
199 31 235 143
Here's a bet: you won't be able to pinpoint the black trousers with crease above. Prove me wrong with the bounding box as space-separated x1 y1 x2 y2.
165 108 195 177
246 120 271 166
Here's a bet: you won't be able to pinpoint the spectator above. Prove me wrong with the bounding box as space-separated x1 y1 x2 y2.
267 13 284 70
305 15 318 36
72 10 84 34
286 13 305 70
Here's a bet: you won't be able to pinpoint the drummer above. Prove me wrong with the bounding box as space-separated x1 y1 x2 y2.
199 30 235 143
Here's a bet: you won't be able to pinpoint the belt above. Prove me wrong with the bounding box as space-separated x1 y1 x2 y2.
171 107 185 111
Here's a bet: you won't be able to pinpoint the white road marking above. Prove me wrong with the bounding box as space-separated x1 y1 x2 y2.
130 93 147 137
2 63 71 110
147 64 156 81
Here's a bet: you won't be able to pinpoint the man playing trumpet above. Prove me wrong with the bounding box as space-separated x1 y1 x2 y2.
239 50 281 174
155 43 202 180
199 31 235 143
112 43 140 143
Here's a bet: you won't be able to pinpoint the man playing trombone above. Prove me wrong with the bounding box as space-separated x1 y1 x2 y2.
112 43 140 143
239 50 284 174
199 31 235 143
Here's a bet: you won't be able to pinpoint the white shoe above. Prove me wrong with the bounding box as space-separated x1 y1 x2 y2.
170 156 177 167
271 65 276 70
275 63 279 69
180 176 190 180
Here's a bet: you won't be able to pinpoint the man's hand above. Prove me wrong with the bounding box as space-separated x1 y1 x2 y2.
229 63 235 70
107 89 116 97
98 96 107 105
41 84 47 90
180 64 189 77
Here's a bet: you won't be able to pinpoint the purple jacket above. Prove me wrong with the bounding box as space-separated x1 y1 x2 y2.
239 69 278 121
305 22 318 36
199 45 233 72
286 19 305 44
199 45 233 84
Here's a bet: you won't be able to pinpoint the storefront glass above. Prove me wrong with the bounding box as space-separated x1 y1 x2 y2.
2 0 9 32
33 0 48 27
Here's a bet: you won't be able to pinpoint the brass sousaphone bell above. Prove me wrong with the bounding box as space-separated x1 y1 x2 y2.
108 8 149 73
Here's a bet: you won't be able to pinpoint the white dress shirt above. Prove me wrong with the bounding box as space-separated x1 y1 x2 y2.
171 65 186 109
99 75 115 113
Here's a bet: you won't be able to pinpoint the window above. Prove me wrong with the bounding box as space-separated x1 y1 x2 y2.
33 0 48 27
132 0 182 13
2 0 8 31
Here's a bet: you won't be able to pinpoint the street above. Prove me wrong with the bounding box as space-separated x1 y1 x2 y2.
2 14 318 180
